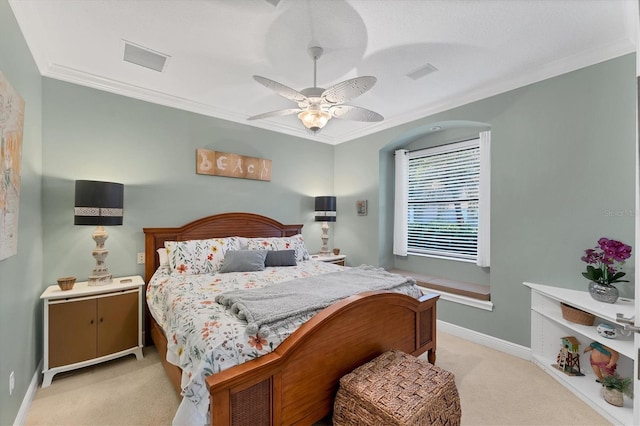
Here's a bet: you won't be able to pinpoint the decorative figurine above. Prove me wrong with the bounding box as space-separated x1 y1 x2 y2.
596 323 618 339
584 341 618 382
554 336 584 376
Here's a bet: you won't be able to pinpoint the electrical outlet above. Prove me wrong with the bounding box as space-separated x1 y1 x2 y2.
137 253 145 264
9 371 14 396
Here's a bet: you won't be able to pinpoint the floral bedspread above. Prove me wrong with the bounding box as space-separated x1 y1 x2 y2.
146 261 346 422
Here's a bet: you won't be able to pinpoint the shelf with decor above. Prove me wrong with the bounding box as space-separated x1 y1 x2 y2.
524 282 634 425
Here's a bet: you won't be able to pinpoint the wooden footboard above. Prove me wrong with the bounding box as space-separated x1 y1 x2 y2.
206 291 438 426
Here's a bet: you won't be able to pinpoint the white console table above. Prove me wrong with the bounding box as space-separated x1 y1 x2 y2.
524 282 635 425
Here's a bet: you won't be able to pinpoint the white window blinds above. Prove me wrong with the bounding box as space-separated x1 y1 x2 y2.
407 139 480 261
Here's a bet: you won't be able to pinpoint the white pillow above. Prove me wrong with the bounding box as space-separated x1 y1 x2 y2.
157 247 169 268
235 236 249 250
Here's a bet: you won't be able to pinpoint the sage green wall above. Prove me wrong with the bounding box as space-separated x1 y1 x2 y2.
42 79 334 285
334 54 636 347
0 1 43 424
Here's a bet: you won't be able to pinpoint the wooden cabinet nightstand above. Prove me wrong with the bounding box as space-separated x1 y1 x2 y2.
311 254 347 266
41 276 145 387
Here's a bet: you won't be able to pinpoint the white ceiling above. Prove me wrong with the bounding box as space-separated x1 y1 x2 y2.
9 0 637 145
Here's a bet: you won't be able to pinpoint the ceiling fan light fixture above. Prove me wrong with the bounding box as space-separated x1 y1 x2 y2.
248 44 382 133
298 109 331 133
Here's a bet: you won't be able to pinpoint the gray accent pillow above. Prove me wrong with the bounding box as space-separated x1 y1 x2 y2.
265 250 297 267
219 250 267 273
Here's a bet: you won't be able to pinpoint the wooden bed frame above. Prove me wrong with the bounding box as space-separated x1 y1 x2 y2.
143 212 439 426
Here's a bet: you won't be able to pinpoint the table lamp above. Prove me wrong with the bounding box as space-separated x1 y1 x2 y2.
74 180 123 286
314 196 336 256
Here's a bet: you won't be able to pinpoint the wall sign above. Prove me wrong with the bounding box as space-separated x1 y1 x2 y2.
196 148 271 181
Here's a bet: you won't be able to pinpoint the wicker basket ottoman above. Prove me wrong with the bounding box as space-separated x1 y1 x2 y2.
333 350 461 426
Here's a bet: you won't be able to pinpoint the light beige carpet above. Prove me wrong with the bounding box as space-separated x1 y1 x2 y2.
25 347 180 426
24 332 611 426
435 333 610 426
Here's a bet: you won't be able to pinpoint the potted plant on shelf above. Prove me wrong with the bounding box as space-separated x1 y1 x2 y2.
600 374 633 407
581 237 632 303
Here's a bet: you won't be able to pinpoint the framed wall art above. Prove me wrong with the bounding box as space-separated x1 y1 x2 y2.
357 200 368 216
0 72 25 261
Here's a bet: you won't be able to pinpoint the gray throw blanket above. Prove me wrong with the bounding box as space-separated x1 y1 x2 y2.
215 265 421 337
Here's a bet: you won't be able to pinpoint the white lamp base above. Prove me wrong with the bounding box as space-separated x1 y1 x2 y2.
88 273 112 286
88 226 112 286
319 221 330 256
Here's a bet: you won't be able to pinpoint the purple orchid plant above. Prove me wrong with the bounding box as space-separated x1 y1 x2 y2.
581 237 632 285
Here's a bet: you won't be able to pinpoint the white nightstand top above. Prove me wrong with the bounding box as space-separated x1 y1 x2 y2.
311 254 346 262
41 275 145 300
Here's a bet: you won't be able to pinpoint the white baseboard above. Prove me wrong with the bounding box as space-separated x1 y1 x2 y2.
14 358 42 426
438 320 531 360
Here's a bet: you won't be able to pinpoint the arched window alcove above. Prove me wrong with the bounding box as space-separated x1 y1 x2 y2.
378 120 492 307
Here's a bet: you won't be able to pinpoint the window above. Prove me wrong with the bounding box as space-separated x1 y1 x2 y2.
407 139 479 261
394 131 490 266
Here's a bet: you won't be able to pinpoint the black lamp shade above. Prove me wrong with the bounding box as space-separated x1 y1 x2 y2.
314 196 336 222
74 180 124 226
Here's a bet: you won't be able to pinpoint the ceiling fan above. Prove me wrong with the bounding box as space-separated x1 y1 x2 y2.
248 46 383 134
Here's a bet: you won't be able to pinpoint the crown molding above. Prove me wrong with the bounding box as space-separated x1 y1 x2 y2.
40 35 637 146
369 37 637 143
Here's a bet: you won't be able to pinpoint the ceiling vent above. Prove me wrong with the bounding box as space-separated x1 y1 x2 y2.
406 63 438 80
122 40 170 72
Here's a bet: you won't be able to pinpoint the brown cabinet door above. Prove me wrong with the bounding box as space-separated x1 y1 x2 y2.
49 299 97 368
97 291 138 357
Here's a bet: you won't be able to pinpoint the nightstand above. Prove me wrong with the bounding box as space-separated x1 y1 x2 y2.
40 275 145 387
311 254 347 266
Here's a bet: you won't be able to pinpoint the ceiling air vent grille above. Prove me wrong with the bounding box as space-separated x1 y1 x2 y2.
406 63 438 80
122 41 170 72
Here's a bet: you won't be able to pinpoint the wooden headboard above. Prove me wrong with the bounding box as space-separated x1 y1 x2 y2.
143 212 303 283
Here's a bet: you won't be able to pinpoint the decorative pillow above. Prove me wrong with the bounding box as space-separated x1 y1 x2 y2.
265 250 297 267
165 237 240 274
219 250 267 273
246 234 310 262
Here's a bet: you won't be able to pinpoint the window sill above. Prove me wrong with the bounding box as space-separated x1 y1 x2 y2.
407 251 477 264
418 286 493 311
388 269 493 311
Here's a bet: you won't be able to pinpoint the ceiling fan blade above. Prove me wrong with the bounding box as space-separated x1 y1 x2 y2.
253 76 307 103
330 105 384 122
321 76 377 105
247 108 302 121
